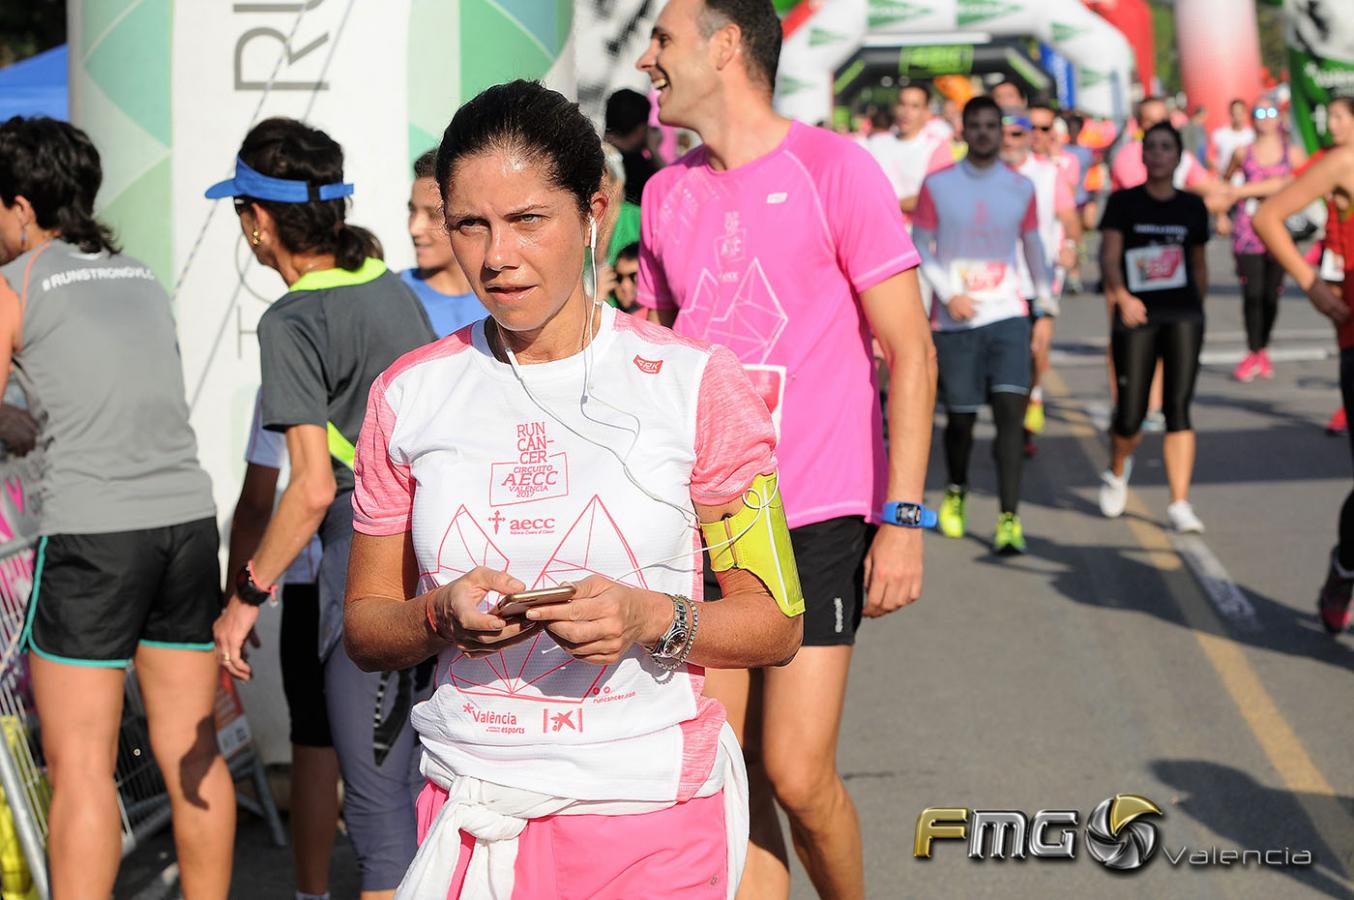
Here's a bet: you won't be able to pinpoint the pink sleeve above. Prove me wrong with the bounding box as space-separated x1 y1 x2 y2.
926 141 952 176
635 178 674 311
1054 173 1075 214
689 346 777 506
352 374 415 536
912 181 938 231
1021 193 1039 233
1183 155 1209 188
825 142 921 293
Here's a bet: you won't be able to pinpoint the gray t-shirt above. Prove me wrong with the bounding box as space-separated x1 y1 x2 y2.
0 240 215 535
258 259 435 496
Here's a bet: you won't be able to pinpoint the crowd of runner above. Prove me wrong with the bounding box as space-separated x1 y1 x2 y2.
0 0 1350 898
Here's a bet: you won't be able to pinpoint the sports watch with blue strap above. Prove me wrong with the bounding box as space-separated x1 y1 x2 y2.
882 501 938 529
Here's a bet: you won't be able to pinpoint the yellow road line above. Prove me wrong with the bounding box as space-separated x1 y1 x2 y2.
1044 368 1354 877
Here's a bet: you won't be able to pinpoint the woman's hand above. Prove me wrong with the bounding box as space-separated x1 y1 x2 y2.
524 576 668 666
429 567 534 658
1116 291 1149 327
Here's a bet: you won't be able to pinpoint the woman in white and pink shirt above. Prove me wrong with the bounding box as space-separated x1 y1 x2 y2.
343 80 803 899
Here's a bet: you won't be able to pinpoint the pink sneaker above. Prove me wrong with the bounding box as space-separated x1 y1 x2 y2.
1258 349 1274 379
1328 408 1347 435
1232 352 1261 383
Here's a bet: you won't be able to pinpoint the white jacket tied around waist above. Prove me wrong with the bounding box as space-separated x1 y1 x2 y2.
395 723 749 900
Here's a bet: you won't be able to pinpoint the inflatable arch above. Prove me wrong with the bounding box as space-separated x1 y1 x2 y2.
775 0 1135 123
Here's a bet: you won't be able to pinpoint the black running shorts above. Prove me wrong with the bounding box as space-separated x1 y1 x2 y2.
704 516 873 647
24 517 222 667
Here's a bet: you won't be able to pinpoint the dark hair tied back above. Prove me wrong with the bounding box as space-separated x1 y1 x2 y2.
0 116 119 255
237 117 376 270
435 81 604 218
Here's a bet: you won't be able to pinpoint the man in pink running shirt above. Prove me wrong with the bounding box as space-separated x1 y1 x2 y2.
635 1 938 897
1009 106 1082 455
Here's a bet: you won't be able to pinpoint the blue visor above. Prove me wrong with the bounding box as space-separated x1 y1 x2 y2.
204 157 354 203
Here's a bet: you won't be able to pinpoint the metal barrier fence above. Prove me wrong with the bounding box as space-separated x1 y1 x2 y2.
0 536 285 899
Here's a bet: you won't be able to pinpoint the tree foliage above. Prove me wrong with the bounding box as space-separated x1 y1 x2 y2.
0 0 64 69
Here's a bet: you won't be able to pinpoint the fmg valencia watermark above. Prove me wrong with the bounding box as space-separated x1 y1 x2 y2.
915 794 1314 872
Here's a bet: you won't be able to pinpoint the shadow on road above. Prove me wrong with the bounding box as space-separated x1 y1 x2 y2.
1149 758 1352 899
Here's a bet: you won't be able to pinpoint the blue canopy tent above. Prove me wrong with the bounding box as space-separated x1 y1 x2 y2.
0 44 68 121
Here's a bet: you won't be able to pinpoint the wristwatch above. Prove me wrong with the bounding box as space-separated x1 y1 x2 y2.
234 562 277 607
650 594 691 661
882 501 938 529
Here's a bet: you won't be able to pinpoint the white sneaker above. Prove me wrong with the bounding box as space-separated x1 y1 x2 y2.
1098 457 1133 518
1167 500 1205 534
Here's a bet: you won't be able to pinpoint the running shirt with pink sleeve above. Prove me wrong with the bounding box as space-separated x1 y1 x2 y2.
637 120 919 529
913 159 1039 332
1015 155 1076 297
352 303 776 802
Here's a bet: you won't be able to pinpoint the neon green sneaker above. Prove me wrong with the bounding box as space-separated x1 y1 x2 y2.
938 486 967 538
994 512 1027 555
1024 398 1045 434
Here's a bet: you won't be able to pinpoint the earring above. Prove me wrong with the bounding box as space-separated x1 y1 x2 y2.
251 229 261 247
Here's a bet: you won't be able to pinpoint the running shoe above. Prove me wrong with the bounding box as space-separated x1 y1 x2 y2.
1166 500 1205 534
1023 433 1038 459
1318 548 1354 634
1327 408 1347 436
938 486 967 538
1098 457 1133 518
994 513 1026 555
1258 348 1275 380
1232 351 1262 383
1142 409 1166 433
1024 398 1046 434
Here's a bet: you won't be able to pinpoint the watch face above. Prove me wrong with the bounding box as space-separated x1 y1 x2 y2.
893 504 921 526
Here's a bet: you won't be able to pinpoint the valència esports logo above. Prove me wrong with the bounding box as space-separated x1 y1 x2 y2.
915 794 1314 872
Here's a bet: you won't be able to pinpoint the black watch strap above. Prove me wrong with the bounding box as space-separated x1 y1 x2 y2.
234 564 273 607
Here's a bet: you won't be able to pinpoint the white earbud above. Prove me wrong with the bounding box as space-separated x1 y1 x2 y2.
588 216 598 252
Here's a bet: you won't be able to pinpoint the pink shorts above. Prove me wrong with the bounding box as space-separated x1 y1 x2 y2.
415 781 728 899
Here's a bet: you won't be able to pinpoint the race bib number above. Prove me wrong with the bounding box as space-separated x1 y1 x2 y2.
1125 244 1186 293
950 260 1011 305
742 364 786 440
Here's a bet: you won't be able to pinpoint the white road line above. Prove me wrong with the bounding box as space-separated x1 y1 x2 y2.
1051 344 1333 367
1171 534 1262 632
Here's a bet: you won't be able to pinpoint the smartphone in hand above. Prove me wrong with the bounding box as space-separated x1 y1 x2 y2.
494 584 576 617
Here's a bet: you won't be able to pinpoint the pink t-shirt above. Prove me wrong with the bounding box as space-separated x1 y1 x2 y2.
352 304 776 801
637 121 920 528
913 159 1039 331
1015 154 1076 296
1111 140 1208 191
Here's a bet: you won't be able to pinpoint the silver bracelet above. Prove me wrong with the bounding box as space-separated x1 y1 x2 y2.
652 594 698 671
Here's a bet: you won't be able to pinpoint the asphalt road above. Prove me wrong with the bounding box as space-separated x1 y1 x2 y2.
116 239 1354 899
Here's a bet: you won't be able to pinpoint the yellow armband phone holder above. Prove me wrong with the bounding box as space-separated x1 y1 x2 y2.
700 472 805 617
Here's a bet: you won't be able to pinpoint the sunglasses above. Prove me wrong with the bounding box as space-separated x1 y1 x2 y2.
1254 107 1279 119
615 270 638 283
1004 129 1027 138
1032 124 1054 132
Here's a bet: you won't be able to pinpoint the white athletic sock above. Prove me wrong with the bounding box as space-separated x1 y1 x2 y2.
1029 386 1043 403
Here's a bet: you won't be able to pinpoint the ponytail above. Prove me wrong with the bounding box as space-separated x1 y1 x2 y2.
336 224 382 269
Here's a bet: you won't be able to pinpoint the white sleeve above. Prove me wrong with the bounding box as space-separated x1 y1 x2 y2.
244 386 285 469
911 226 954 303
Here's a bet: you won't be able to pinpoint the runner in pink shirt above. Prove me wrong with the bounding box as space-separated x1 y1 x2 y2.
1015 105 1083 455
635 1 938 896
892 83 957 226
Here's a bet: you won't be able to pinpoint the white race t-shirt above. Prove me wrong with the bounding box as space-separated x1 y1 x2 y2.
352 305 777 802
914 160 1039 331
244 387 322 585
1015 155 1075 297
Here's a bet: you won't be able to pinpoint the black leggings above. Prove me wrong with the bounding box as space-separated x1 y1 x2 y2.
944 392 1026 514
1237 252 1285 352
1111 317 1204 436
1338 349 1354 569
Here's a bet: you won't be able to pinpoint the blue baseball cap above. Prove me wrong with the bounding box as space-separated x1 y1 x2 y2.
204 157 354 203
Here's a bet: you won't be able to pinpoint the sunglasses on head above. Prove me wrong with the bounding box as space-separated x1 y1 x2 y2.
1254 106 1278 119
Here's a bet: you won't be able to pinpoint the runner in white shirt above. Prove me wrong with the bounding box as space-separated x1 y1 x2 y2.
913 96 1055 554
1008 108 1081 455
893 83 956 226
1211 98 1256 181
343 80 804 899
